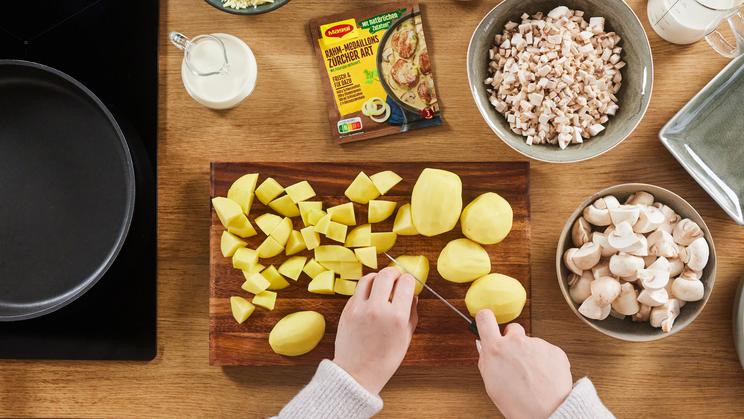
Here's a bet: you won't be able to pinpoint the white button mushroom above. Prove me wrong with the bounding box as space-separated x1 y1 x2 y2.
571 216 592 247
669 258 684 277
609 205 641 227
590 276 622 306
591 232 617 257
653 203 681 234
670 276 704 302
633 205 665 233
638 268 670 290
625 191 654 206
568 271 594 304
609 253 644 277
607 221 642 252
647 230 679 258
679 237 710 272
679 267 702 281
578 295 611 320
650 299 681 332
591 260 611 279
628 234 649 257
563 248 582 276
582 196 619 226
572 242 602 271
672 219 704 246
612 282 640 315
637 287 669 307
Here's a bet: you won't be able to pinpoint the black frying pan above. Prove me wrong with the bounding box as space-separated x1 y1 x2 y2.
0 60 135 321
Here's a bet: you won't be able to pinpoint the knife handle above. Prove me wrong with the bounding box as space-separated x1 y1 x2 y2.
468 321 480 338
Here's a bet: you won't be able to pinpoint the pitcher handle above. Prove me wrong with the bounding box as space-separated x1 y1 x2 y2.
705 11 744 58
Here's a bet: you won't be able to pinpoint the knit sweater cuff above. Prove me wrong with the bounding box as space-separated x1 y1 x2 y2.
277 359 383 419
549 377 615 419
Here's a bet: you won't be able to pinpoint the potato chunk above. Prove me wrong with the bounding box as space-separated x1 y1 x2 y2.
300 226 321 250
370 170 402 195
317 262 362 280
230 296 255 324
227 215 257 238
227 173 259 214
461 192 513 245
298 201 323 226
257 236 284 258
437 238 491 283
212 197 243 228
313 213 332 235
465 274 526 322
303 258 327 279
368 200 397 223
255 213 283 236
344 172 380 204
242 272 271 294
411 168 462 236
393 203 418 235
262 265 290 290
255 178 284 205
284 181 316 203
308 271 335 295
315 245 358 262
327 202 356 226
387 255 429 295
220 231 247 257
268 195 300 217
269 217 293 246
252 290 277 310
279 256 307 281
345 224 371 247
285 230 307 256
232 247 259 270
354 247 378 269
370 232 397 254
326 221 348 243
269 311 326 356
334 278 357 296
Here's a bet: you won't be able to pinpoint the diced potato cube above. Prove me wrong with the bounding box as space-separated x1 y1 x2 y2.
393 203 418 235
227 173 259 214
315 245 358 262
255 178 284 205
298 201 323 226
212 197 243 228
371 232 397 254
284 181 316 203
326 221 348 243
221 231 247 257
354 247 378 269
306 209 327 226
256 213 283 236
232 247 259 270
269 217 293 246
257 236 284 258
300 226 321 250
318 261 363 280
313 213 332 234
252 290 277 310
230 296 255 324
242 272 271 294
268 195 301 217
387 255 429 295
368 200 397 223
262 265 290 290
334 278 357 296
285 230 307 256
344 172 380 204
279 256 307 281
327 202 356 226
370 171 402 195
344 224 371 247
308 271 335 295
303 258 327 279
227 214 257 238
242 263 265 276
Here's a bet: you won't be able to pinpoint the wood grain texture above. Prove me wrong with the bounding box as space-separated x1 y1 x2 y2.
1 0 744 418
210 162 530 365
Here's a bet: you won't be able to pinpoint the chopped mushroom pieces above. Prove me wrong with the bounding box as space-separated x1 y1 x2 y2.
484 7 624 148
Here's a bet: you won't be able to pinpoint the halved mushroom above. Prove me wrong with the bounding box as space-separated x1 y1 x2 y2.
632 303 652 322
612 282 640 315
647 230 678 258
572 217 592 247
607 221 642 252
578 295 611 320
609 253 644 277
628 234 649 257
568 271 593 304
563 248 582 276
572 242 602 270
609 205 641 227
669 258 684 277
650 298 681 332
633 205 665 233
638 268 670 290
591 276 621 306
637 287 669 307
592 232 617 257
582 196 620 226
653 203 680 234
625 191 654 206
672 219 703 246
679 237 709 272
670 276 704 302
591 259 611 279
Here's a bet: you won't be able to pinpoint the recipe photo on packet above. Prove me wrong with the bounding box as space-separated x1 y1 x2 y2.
309 0 443 144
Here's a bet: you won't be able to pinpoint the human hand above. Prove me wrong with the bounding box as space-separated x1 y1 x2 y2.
333 267 418 394
476 309 572 419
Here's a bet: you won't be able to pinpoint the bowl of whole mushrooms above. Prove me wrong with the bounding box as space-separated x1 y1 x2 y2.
556 183 716 341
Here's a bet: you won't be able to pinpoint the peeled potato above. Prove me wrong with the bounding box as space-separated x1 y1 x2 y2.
230 296 255 324
411 169 462 236
392 203 418 235
345 172 380 204
437 238 491 283
387 255 429 295
465 274 526 323
227 173 259 214
461 192 513 245
212 197 243 228
269 311 326 356
370 170 402 194
368 200 397 223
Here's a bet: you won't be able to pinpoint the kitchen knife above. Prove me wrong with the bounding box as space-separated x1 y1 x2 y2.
384 253 479 338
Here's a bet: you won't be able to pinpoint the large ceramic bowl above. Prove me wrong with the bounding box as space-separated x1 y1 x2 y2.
467 0 653 163
556 184 717 341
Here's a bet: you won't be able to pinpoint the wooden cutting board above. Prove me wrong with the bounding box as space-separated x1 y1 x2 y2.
209 162 530 366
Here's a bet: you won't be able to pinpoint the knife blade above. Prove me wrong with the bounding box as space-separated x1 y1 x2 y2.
384 253 479 338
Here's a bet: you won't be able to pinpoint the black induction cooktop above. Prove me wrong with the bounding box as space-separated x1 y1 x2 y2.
0 0 158 360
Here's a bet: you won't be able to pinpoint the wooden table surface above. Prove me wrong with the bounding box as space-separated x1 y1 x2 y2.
2 0 743 417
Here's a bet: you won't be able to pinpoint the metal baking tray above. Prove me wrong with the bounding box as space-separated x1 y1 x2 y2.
659 54 744 225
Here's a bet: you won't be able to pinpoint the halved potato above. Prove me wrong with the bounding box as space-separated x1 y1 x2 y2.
242 272 271 294
303 258 327 279
269 195 300 218
387 255 429 295
461 192 513 245
252 290 277 310
269 311 325 356
230 296 255 324
227 173 259 214
345 172 380 204
232 247 259 270
220 231 247 257
368 200 397 223
314 245 357 262
334 278 357 296
285 230 306 256
465 273 526 322
370 170 402 195
411 168 462 236
345 224 371 247
284 181 316 203
354 246 378 269
327 202 356 226
212 197 243 228
308 271 335 295
255 213 283 236
257 236 284 258
255 177 284 205
262 265 290 290
227 215 258 238
279 256 307 281
392 203 418 235
370 232 397 254
437 238 491 283
300 226 321 250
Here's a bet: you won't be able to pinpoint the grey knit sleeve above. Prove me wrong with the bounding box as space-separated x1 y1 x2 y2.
275 359 383 419
549 377 615 419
